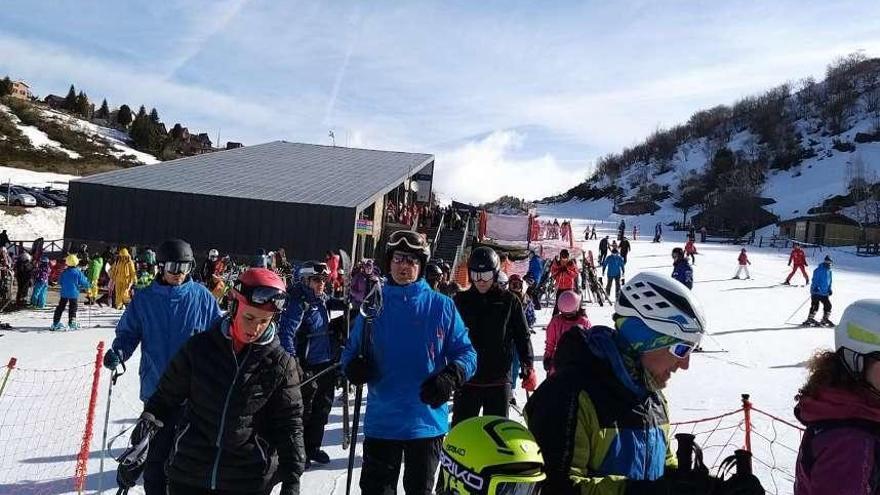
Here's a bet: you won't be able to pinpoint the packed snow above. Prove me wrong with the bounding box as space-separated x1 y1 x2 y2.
39 109 159 165
0 166 72 241
1 205 876 494
0 105 81 159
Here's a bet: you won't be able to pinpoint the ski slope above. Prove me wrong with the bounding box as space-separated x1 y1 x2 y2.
2 209 879 494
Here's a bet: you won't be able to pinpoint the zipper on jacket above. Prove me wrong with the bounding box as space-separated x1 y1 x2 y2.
168 422 191 467
210 346 251 489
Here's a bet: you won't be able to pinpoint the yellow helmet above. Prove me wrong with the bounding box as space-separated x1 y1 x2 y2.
65 254 79 267
437 416 545 495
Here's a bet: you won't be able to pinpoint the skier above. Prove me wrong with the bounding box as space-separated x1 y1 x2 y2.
601 248 626 300
253 248 268 268
85 251 103 305
543 290 590 376
700 225 708 243
453 246 534 425
617 219 626 241
341 230 476 494
30 255 49 309
525 272 764 494
794 299 880 494
425 262 444 291
619 236 632 264
435 416 546 494
198 248 219 284
671 247 694 289
349 258 381 306
50 254 90 331
653 222 662 243
325 249 341 294
784 243 810 285
590 224 597 240
278 261 348 467
102 239 221 495
13 251 33 306
598 235 609 265
551 249 579 307
110 247 136 309
804 255 834 327
507 273 536 400
117 268 304 495
733 248 752 279
684 238 697 265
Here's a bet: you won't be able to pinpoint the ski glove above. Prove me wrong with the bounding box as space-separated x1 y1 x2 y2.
625 473 717 495
103 348 122 370
716 474 765 495
521 367 537 392
420 363 465 408
345 356 373 386
116 412 164 489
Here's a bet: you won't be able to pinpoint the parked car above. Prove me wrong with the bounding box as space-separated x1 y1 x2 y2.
0 185 36 207
40 187 67 206
21 187 56 207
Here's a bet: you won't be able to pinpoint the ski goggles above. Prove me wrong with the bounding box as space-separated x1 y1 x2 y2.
391 252 421 266
669 342 696 359
162 261 193 275
238 285 288 311
470 270 495 282
388 230 427 251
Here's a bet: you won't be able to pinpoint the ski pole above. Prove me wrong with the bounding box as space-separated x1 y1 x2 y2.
297 362 341 389
98 356 126 494
784 295 811 325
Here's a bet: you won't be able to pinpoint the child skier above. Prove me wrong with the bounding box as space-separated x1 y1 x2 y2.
804 255 834 327
733 248 751 279
30 255 50 309
544 290 591 376
51 254 90 331
684 238 698 265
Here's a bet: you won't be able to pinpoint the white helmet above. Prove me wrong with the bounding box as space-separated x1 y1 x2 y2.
208 249 219 258
615 272 707 345
836 299 880 374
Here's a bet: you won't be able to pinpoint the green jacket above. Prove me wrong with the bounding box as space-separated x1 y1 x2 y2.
86 256 103 283
525 326 676 495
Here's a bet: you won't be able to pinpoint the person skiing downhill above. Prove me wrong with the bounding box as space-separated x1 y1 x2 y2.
342 230 477 494
794 299 880 494
103 239 221 495
544 290 590 376
804 255 834 327
785 243 810 285
454 246 534 425
118 268 305 495
684 238 697 265
733 248 752 279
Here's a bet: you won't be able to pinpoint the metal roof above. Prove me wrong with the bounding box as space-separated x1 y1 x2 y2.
74 140 433 209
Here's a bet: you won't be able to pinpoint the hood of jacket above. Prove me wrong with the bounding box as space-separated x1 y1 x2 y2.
796 386 880 425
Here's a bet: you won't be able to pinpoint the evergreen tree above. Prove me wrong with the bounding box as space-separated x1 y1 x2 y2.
0 76 12 97
75 91 91 117
96 99 110 119
130 112 151 150
149 107 160 123
64 85 77 111
117 104 133 126
136 105 147 119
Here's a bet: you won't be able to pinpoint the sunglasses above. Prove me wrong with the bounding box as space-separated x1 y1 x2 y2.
470 270 494 282
391 252 421 266
238 284 288 311
669 342 696 359
163 261 193 275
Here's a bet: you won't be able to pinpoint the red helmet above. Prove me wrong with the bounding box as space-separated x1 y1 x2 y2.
232 268 287 312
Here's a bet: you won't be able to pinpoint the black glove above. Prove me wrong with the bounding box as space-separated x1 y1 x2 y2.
103 348 122 370
280 481 299 495
625 470 717 495
345 356 373 386
542 356 552 372
828 289 832 296
116 412 164 488
419 363 465 408
716 474 765 495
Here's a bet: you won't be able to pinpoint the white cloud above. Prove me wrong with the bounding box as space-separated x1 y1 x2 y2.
434 130 591 205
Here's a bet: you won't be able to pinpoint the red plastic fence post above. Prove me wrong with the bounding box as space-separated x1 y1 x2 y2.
74 342 104 494
0 357 17 399
741 393 752 452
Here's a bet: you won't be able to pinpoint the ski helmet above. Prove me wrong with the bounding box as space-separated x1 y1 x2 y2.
426 262 443 280
157 239 194 263
615 272 707 346
231 268 288 314
835 299 880 375
299 261 330 280
20 251 31 262
385 230 430 276
208 248 219 259
557 290 581 314
65 254 79 267
437 416 545 495
468 247 500 280
497 271 509 289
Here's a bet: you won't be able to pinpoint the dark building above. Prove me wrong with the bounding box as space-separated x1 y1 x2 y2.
64 140 435 261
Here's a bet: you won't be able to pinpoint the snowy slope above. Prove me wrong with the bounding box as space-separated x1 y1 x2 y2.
38 108 159 165
0 166 73 240
3 205 877 494
0 105 81 159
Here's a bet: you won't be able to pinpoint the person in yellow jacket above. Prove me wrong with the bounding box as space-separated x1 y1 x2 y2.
110 247 137 309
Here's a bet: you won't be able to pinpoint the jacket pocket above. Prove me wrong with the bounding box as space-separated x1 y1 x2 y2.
167 422 191 467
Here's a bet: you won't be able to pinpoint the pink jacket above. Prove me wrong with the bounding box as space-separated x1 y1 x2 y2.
544 314 591 375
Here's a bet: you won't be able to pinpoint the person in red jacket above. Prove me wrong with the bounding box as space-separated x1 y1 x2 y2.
684 239 697 265
733 248 751 279
324 250 341 294
784 243 810 285
550 249 579 313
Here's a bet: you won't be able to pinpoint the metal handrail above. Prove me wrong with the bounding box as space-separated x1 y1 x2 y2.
430 214 445 256
450 213 472 276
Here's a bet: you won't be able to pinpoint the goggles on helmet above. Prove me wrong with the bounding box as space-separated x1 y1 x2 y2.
237 285 287 311
669 342 696 359
163 261 193 275
388 230 427 251
492 477 543 495
391 252 421 266
470 270 494 282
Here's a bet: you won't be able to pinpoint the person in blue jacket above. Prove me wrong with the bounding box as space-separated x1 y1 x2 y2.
526 250 545 309
342 230 477 494
278 260 348 467
671 247 694 290
102 239 221 495
805 255 834 326
601 248 626 300
51 253 90 331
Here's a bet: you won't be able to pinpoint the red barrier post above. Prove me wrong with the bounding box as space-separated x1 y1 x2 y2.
74 342 104 494
741 393 752 452
0 357 17 399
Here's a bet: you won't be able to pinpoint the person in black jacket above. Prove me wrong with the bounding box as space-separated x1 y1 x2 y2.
619 237 631 264
119 268 305 495
598 235 609 265
453 246 534 425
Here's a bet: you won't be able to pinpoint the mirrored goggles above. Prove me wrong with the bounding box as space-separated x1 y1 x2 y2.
162 261 193 275
669 342 696 359
391 252 421 266
239 285 288 311
470 270 494 282
490 475 544 495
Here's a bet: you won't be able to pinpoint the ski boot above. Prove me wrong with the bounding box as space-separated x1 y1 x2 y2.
308 449 331 465
68 320 81 330
802 311 818 327
819 312 834 327
50 321 67 331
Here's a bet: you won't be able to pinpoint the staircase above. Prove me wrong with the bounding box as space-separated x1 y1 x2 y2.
432 227 466 265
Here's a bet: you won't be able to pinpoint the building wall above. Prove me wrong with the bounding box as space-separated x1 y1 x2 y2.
10 82 30 100
64 182 356 261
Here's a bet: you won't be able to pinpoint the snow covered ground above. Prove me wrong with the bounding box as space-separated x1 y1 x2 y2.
2 206 878 494
38 108 159 165
0 166 72 241
0 105 80 159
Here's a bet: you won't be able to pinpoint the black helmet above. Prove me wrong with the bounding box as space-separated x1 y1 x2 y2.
426 262 443 279
385 230 430 276
158 239 194 263
468 247 500 274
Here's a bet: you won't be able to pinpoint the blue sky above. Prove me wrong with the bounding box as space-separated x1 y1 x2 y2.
2 1 879 203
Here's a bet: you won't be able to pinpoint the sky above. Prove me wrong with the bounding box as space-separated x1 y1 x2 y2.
1 1 880 204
